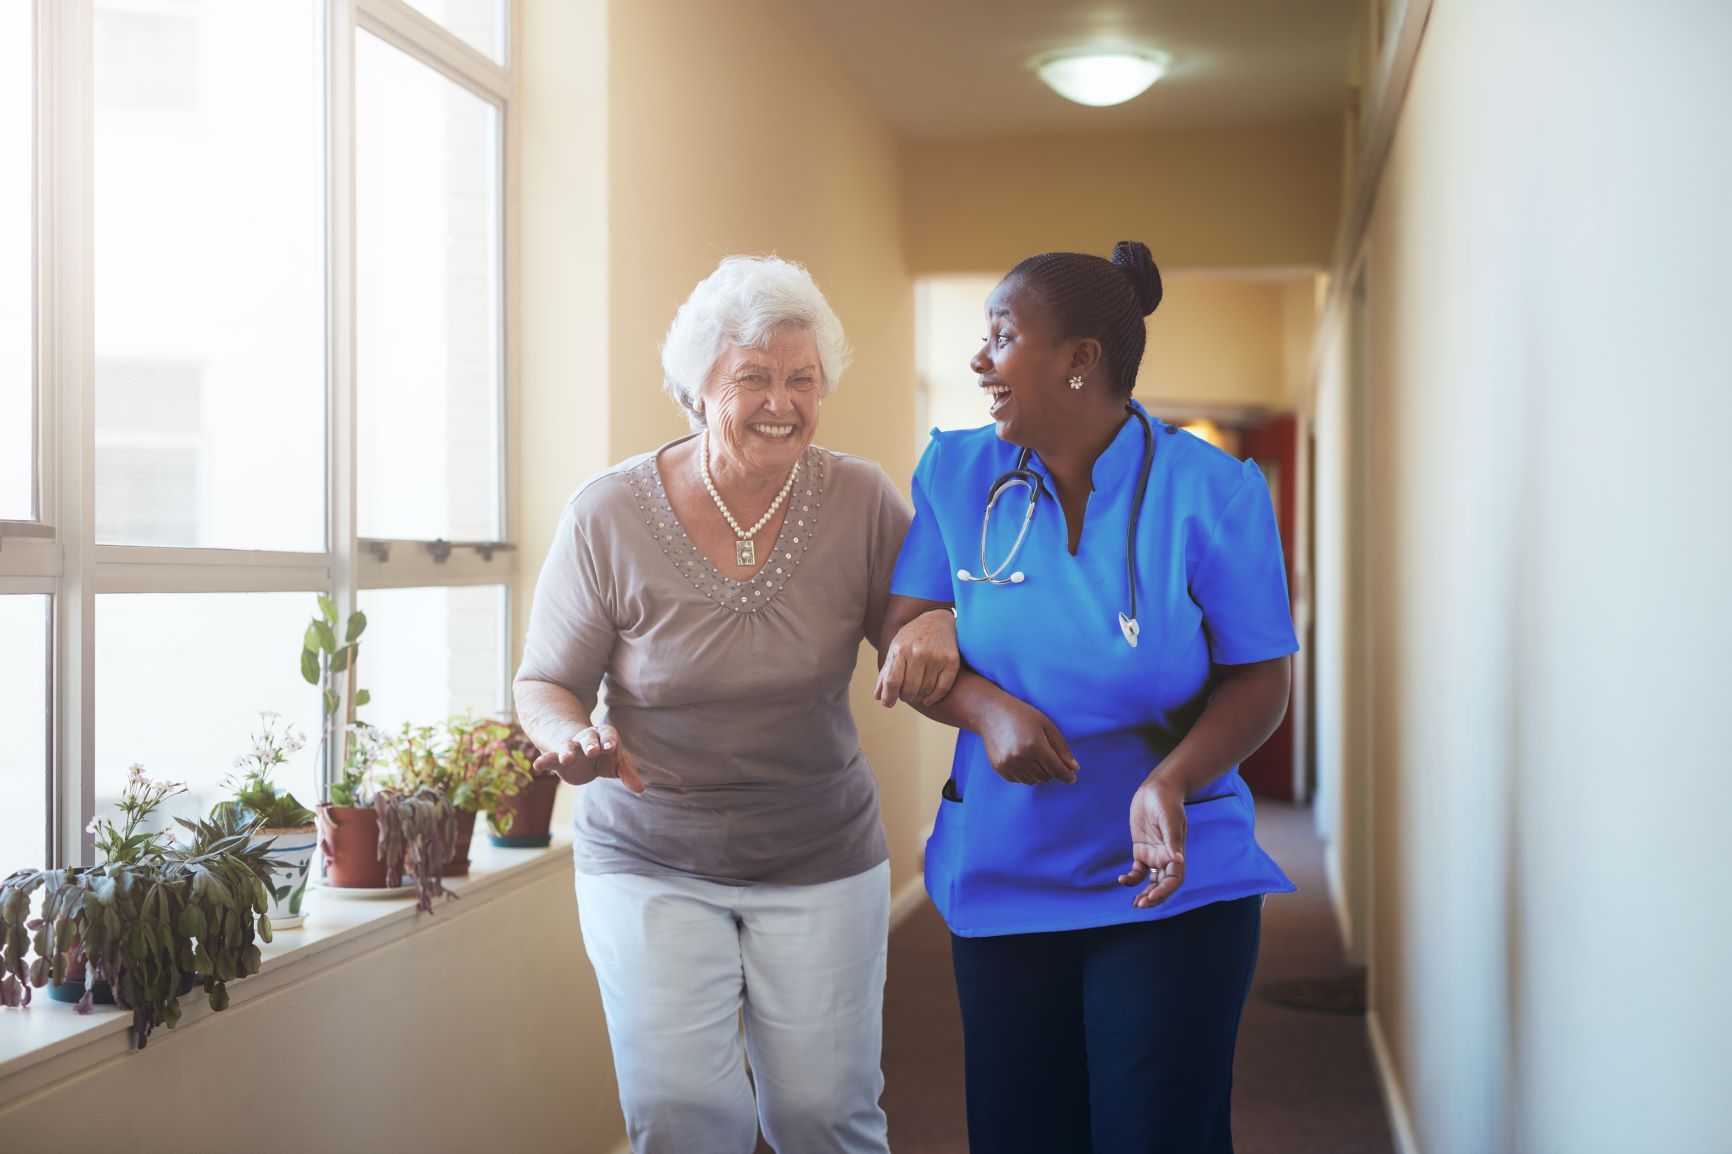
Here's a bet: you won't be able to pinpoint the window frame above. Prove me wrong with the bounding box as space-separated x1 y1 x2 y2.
0 0 517 869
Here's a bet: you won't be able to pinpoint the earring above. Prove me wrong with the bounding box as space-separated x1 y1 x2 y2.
1068 375 1084 390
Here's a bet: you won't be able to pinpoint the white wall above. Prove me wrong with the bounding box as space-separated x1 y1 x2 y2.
1323 2 1732 1149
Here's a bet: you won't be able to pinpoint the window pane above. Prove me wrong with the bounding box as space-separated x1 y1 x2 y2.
93 1 325 550
357 32 502 543
97 594 325 832
356 585 507 731
0 596 50 869
1 3 33 521
401 0 507 66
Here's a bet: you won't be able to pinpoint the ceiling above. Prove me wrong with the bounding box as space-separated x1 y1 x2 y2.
779 0 1362 139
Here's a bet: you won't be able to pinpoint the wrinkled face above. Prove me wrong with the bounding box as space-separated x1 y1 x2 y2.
698 327 823 479
970 277 1074 446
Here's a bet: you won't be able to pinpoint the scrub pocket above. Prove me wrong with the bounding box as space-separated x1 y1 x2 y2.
926 772 970 926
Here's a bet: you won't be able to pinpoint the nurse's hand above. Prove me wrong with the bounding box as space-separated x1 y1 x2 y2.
533 724 648 794
875 608 961 708
1121 773 1186 907
977 698 1080 785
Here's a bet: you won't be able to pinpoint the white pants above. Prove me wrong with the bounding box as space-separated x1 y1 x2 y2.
575 862 892 1154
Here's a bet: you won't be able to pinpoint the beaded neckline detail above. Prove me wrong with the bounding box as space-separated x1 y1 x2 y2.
628 445 827 615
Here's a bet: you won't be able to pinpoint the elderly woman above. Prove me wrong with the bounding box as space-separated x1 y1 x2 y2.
514 255 950 1154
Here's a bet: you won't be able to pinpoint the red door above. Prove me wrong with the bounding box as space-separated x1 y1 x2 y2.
1235 414 1299 800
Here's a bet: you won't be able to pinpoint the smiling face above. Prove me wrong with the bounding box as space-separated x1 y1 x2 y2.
698 326 823 481
970 277 1083 447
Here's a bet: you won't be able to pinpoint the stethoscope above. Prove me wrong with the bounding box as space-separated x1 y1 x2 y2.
957 406 1157 648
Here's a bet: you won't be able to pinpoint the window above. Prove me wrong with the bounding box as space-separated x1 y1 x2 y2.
357 585 508 731
96 594 324 830
357 30 503 543
7 0 515 869
95 363 203 546
0 596 51 869
1 3 33 522
93 0 326 552
93 8 197 111
401 0 508 66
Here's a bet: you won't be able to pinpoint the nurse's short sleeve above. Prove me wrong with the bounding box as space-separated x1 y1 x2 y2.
515 497 616 710
890 433 955 602
1191 460 1299 665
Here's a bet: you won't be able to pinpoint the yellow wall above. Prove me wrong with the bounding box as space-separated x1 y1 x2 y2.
1319 1 1732 1149
901 123 1343 275
1142 273 1315 410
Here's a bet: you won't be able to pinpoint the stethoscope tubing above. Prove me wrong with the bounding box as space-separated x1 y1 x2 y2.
957 407 1157 640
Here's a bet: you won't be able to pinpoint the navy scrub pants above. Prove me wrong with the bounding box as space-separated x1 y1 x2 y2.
948 895 1263 1154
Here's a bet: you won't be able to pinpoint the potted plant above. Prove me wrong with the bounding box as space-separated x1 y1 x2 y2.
0 766 277 1048
373 785 463 914
315 725 461 914
212 712 318 929
480 719 559 849
300 594 397 888
316 721 400 889
395 717 534 874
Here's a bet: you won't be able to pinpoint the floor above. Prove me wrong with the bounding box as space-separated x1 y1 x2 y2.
870 800 1397 1153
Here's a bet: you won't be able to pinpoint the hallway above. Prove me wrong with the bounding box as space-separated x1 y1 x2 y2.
879 803 1396 1152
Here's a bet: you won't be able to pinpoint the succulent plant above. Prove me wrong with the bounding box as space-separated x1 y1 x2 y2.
0 773 279 1048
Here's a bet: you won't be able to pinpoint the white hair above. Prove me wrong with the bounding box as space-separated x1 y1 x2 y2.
660 255 850 429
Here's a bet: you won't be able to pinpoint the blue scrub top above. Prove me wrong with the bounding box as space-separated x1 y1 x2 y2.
890 402 1299 937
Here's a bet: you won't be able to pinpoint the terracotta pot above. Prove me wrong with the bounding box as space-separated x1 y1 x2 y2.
489 771 560 848
443 808 478 877
317 805 398 888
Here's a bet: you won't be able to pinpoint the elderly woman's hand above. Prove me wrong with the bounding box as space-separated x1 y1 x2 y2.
874 608 961 709
532 724 648 794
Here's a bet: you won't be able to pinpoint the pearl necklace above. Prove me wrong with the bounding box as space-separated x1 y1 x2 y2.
699 430 800 568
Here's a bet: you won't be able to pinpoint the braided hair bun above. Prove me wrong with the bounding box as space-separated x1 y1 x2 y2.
1006 240 1164 394
1111 240 1163 316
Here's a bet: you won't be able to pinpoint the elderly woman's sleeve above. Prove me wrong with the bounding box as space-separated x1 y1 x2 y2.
514 496 617 710
865 463 915 628
889 432 954 602
1190 460 1300 666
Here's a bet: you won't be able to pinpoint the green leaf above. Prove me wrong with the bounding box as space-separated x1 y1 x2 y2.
345 611 367 644
329 645 350 673
311 620 337 654
300 648 321 686
317 594 338 625
354 689 371 707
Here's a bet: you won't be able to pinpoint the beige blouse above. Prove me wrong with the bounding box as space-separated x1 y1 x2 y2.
517 440 912 886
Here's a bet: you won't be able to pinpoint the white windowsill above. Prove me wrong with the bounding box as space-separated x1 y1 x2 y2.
0 830 573 1108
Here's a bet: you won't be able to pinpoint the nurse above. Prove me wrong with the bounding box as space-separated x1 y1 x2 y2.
875 241 1298 1154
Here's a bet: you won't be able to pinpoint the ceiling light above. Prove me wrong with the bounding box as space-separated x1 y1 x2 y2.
1035 50 1171 108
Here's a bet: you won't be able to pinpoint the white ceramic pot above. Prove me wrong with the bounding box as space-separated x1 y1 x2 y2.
252 827 318 930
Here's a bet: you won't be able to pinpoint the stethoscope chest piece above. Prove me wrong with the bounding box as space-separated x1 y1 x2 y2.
1118 612 1140 648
